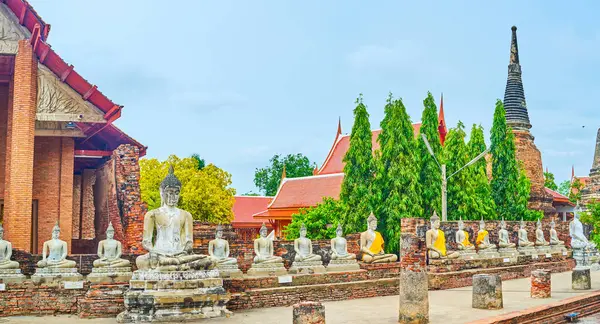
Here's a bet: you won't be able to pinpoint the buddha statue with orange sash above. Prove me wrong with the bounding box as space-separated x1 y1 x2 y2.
455 217 474 251
359 213 398 263
426 212 459 259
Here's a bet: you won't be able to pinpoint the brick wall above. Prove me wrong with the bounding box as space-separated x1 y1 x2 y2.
0 281 88 317
81 169 96 239
0 85 7 199
72 174 82 239
94 159 115 241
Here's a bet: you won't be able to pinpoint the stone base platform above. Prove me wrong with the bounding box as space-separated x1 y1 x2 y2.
87 267 132 284
215 264 243 278
457 249 478 260
498 248 519 259
326 259 360 272
289 260 326 275
518 246 537 256
246 262 287 277
0 268 26 283
550 245 567 253
477 250 500 259
31 268 84 285
535 245 552 254
117 270 231 323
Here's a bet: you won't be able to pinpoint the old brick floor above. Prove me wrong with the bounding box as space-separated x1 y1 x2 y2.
5 270 600 324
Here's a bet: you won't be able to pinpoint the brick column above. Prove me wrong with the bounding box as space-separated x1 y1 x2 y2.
81 169 96 239
59 138 74 253
4 40 37 250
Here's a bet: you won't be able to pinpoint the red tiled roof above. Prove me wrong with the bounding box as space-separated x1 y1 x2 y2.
545 187 574 206
266 173 344 209
232 196 273 226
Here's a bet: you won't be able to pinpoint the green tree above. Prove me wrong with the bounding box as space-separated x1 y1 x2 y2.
544 171 558 190
416 92 443 218
372 94 422 253
490 99 526 220
191 153 206 170
581 201 600 247
443 121 474 220
283 198 345 240
570 178 584 203
140 155 236 223
339 95 374 234
242 191 261 196
558 180 571 196
254 153 316 196
467 124 496 219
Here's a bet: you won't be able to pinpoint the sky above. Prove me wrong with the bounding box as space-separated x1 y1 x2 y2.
29 0 600 194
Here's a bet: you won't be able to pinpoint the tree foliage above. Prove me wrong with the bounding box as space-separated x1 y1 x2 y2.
544 171 558 190
558 180 571 197
140 155 236 223
490 99 531 220
581 201 600 247
191 153 206 170
254 153 316 196
466 124 496 219
339 95 374 234
416 92 443 218
372 94 422 253
283 198 345 240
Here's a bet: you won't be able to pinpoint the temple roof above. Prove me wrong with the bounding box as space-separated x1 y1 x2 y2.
231 196 273 228
545 187 573 206
503 26 532 131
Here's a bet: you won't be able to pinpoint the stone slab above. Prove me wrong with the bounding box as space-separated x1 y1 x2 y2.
289 261 326 275
247 263 288 277
398 271 429 324
535 245 552 254
326 260 360 272
31 268 84 285
572 268 591 290
472 274 503 310
498 248 519 258
477 251 500 259
517 247 537 256
0 268 26 283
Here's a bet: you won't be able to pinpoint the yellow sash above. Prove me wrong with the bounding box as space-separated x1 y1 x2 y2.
476 230 488 246
433 229 447 256
369 231 385 254
462 231 473 247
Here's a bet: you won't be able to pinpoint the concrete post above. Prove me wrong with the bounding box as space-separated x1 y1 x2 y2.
399 270 429 323
530 270 551 298
472 274 503 309
572 269 591 290
293 301 325 324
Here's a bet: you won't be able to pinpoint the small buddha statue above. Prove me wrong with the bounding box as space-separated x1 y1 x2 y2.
0 224 19 269
570 202 597 250
93 222 131 268
330 224 356 261
208 225 238 265
518 219 535 248
426 212 459 259
359 213 398 263
37 222 77 269
535 219 550 247
294 223 322 262
498 218 516 249
549 220 564 246
455 217 474 251
476 218 497 251
136 166 213 271
253 223 284 264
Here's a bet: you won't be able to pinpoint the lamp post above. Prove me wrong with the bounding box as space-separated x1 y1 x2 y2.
421 134 489 221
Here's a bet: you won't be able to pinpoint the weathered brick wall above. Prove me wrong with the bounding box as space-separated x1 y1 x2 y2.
59 138 75 253
77 283 127 319
94 159 120 242
0 281 88 317
0 85 8 198
81 168 96 239
72 174 82 239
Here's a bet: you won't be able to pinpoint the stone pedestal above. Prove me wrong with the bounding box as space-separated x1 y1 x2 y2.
398 271 429 324
326 259 360 272
572 269 591 290
247 262 287 277
472 274 503 310
498 247 519 258
457 249 478 260
87 267 133 284
292 301 325 324
550 244 567 254
530 270 551 298
477 249 500 259
289 260 326 275
572 248 597 270
215 264 243 278
117 270 231 323
31 268 84 284
518 246 536 256
535 245 551 254
0 268 26 283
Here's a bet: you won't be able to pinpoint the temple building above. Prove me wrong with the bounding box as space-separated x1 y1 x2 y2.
231 195 273 240
0 0 146 254
503 26 555 216
581 128 600 205
252 101 447 237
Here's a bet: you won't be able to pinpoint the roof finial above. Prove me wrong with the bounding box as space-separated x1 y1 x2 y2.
572 165 575 181
281 164 287 182
510 26 519 64
439 92 445 125
337 117 342 136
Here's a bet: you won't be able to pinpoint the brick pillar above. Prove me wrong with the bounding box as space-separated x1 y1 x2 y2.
59 138 74 253
4 40 37 250
81 169 96 239
72 174 82 239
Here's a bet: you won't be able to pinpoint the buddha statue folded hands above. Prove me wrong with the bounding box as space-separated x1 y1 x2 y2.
426 212 459 259
498 218 516 249
37 222 77 269
330 224 356 261
208 225 238 265
455 217 474 251
549 220 564 246
359 213 397 263
535 219 550 247
253 223 284 264
0 224 19 269
570 202 597 250
135 166 213 272
476 218 497 251
93 222 131 268
294 224 322 262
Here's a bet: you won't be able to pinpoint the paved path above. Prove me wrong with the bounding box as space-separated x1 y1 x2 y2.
6 270 600 324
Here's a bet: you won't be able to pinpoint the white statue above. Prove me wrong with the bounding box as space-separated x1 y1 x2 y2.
476 218 496 251
37 222 77 269
535 219 550 247
518 219 535 248
294 224 322 262
455 217 475 251
549 220 565 246
570 202 597 250
0 224 19 269
208 225 238 265
498 218 516 248
93 222 131 268
253 223 284 264
330 224 356 260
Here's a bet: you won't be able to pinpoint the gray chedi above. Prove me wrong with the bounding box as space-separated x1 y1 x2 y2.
87 222 133 284
32 222 83 284
0 224 25 283
289 223 325 274
208 224 242 278
327 224 360 272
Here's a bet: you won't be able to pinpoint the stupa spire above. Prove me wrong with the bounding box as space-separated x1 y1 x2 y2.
503 26 531 131
591 128 600 173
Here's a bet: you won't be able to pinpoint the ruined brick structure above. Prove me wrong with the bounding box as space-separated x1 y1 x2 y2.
581 128 600 205
503 26 555 216
0 0 146 254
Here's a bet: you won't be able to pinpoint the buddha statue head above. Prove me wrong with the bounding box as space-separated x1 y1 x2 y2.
106 222 115 240
215 224 223 239
336 223 343 237
431 211 440 230
574 201 582 219
260 223 268 238
458 217 464 230
500 217 506 230
536 219 542 230
479 217 485 230
520 218 526 230
367 213 378 231
160 165 182 207
299 223 307 238
52 222 60 239
550 219 556 229
0 223 3 240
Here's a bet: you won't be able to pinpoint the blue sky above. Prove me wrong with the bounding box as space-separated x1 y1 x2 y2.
30 1 600 194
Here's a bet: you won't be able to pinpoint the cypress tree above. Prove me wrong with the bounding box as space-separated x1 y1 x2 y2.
442 121 471 220
339 95 373 233
373 94 422 253
467 124 496 219
416 92 443 218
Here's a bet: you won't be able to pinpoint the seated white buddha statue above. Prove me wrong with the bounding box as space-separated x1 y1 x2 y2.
208 225 238 265
455 217 475 251
294 223 322 263
549 220 565 246
37 222 77 269
498 218 516 249
359 213 398 263
330 224 356 261
570 202 597 250
93 222 131 268
476 218 496 251
0 224 19 269
518 219 535 248
535 219 550 247
253 223 284 264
